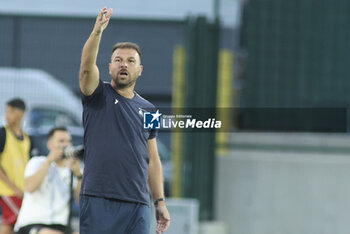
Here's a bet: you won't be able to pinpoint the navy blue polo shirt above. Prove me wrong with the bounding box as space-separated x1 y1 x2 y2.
81 79 157 206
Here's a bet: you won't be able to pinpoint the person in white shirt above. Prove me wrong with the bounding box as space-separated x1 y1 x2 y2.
14 127 82 234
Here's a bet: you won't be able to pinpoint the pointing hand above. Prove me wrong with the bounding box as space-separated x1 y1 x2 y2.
94 7 113 33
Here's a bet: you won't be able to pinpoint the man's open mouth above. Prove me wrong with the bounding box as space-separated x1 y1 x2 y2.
119 70 129 77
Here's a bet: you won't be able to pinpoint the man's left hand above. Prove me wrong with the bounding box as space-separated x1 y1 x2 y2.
155 203 170 233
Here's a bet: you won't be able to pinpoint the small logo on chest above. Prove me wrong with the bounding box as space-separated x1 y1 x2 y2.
138 108 146 117
114 99 119 104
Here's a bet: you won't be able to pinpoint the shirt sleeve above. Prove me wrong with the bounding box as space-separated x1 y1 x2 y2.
24 157 47 178
0 127 6 153
148 129 158 139
80 79 104 104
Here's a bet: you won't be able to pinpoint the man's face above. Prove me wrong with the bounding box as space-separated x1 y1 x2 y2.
47 130 72 152
109 48 143 88
5 105 24 126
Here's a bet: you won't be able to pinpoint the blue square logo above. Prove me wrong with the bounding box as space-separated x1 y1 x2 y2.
143 110 162 129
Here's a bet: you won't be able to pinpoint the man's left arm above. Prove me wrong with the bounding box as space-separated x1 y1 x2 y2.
148 138 170 233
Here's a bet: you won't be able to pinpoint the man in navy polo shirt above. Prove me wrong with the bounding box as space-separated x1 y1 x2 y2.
79 7 170 234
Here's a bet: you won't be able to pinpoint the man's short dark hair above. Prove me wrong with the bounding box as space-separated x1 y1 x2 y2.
48 126 68 140
7 98 26 111
112 42 142 61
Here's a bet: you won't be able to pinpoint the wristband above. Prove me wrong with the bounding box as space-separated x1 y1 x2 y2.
154 198 165 206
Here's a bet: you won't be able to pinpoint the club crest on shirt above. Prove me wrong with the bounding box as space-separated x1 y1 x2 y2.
138 108 146 117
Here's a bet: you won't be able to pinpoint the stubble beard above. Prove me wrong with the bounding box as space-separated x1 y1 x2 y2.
112 74 136 89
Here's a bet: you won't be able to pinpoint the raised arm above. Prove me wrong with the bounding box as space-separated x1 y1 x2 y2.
80 7 113 95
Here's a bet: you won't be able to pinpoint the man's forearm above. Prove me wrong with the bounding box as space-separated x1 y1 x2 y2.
79 29 102 92
25 159 51 193
79 29 102 96
148 159 165 202
80 30 102 70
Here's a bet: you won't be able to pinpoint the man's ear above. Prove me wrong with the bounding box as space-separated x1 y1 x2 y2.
138 65 143 76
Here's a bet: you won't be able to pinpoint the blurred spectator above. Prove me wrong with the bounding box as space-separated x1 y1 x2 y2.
14 127 82 234
0 98 32 234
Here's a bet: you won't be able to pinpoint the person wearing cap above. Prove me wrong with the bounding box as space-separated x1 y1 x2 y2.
0 98 32 234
